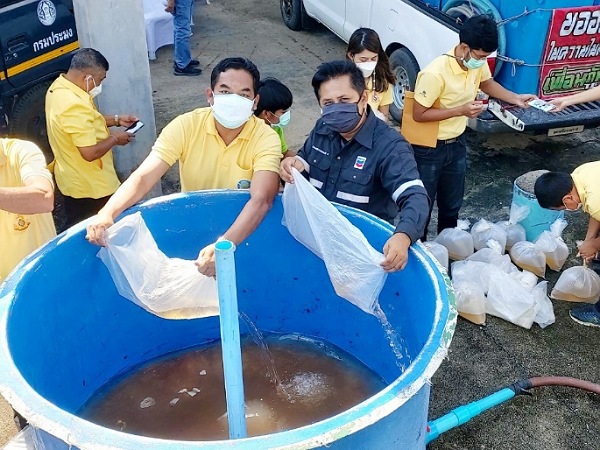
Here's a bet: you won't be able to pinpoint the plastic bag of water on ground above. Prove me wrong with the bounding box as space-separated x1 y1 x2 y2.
509 241 546 278
470 219 507 253
486 269 538 329
533 281 555 329
497 203 529 250
451 260 504 294
533 218 569 271
509 270 538 291
466 239 518 274
434 219 474 260
422 241 449 271
454 280 486 325
97 212 219 319
282 168 386 315
550 263 600 303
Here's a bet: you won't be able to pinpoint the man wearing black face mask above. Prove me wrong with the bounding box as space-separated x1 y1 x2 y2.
280 60 429 272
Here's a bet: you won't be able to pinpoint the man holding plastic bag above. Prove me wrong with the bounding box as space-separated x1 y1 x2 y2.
535 161 600 327
280 60 429 272
86 58 282 276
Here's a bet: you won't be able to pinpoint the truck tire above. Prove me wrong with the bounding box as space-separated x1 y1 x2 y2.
280 0 309 31
9 80 53 162
389 47 419 124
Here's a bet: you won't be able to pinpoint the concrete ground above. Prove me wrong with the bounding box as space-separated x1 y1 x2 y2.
1 0 599 448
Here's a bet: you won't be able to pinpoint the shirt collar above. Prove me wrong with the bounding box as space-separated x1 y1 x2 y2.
447 47 468 75
571 171 588 212
53 74 94 104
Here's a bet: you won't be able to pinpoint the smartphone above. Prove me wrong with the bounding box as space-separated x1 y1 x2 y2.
528 99 555 112
126 121 144 134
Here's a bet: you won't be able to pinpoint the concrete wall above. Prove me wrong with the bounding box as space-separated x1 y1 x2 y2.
73 0 161 196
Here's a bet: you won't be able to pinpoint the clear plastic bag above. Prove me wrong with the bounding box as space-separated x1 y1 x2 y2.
486 269 538 329
533 218 569 271
454 280 486 325
550 262 600 303
533 281 555 329
509 241 546 278
471 219 507 253
434 219 474 261
509 270 538 292
466 239 518 274
282 168 387 315
497 203 529 250
98 212 219 319
451 260 503 295
422 241 449 271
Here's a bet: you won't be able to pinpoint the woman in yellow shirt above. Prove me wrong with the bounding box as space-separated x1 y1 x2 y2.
346 28 395 121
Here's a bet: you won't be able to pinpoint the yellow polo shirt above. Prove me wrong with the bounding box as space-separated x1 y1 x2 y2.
152 108 282 191
414 50 492 140
1 139 56 282
45 74 120 199
366 79 394 111
572 161 600 221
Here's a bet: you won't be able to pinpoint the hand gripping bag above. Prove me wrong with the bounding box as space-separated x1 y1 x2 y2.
509 241 546 278
470 219 507 253
497 203 528 250
466 239 518 274
422 241 449 271
98 212 219 319
434 219 474 261
533 281 555 329
551 261 600 303
282 168 387 315
533 218 569 271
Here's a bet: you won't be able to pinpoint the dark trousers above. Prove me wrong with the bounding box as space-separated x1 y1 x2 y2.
413 136 467 241
62 195 111 229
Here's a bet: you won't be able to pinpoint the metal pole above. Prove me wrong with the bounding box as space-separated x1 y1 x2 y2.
214 240 247 439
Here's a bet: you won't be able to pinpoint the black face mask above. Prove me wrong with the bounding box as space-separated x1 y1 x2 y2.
321 102 362 133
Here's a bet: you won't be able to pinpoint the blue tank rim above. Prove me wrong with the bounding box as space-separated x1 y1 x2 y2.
0 190 457 449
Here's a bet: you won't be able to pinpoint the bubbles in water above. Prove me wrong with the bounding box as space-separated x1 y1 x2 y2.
139 397 155 409
373 303 412 372
279 372 332 406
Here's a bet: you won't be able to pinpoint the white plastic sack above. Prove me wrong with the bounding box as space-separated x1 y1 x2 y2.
434 219 474 261
486 269 538 329
509 270 538 292
282 168 386 315
533 281 555 329
534 218 569 271
466 239 518 274
451 260 504 295
471 219 507 253
509 241 546 277
422 241 449 271
497 203 529 250
551 264 600 303
97 212 219 319
454 280 486 325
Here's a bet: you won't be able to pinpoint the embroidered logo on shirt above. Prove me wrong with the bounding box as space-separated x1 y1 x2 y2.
420 90 427 98
312 145 329 155
237 179 251 189
14 215 30 231
354 156 367 169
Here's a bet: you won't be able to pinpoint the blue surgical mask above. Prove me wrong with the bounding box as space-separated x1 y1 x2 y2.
321 102 362 133
463 50 486 70
272 110 291 128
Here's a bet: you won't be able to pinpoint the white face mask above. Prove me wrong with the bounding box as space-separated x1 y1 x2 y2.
355 61 377 78
211 93 255 129
86 75 102 99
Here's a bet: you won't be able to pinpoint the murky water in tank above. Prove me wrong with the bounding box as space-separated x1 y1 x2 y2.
79 334 387 441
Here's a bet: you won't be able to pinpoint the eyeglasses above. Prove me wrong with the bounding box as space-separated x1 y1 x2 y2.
469 49 488 61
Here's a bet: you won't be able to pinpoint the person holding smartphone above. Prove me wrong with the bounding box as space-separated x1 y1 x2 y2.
46 48 138 229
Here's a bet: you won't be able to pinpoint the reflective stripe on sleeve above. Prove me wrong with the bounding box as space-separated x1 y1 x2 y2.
309 178 323 188
336 191 370 204
392 179 425 203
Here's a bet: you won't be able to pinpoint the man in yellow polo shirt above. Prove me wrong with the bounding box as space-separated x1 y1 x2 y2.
411 15 535 240
534 161 600 327
46 48 138 229
1 138 56 282
86 57 282 277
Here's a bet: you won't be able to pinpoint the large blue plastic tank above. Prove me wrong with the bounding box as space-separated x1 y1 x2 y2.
0 191 455 449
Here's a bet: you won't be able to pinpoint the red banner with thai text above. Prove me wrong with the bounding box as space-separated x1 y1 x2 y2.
539 6 600 99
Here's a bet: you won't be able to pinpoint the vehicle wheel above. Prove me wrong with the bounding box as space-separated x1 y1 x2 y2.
280 0 309 31
389 47 419 124
9 80 53 163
